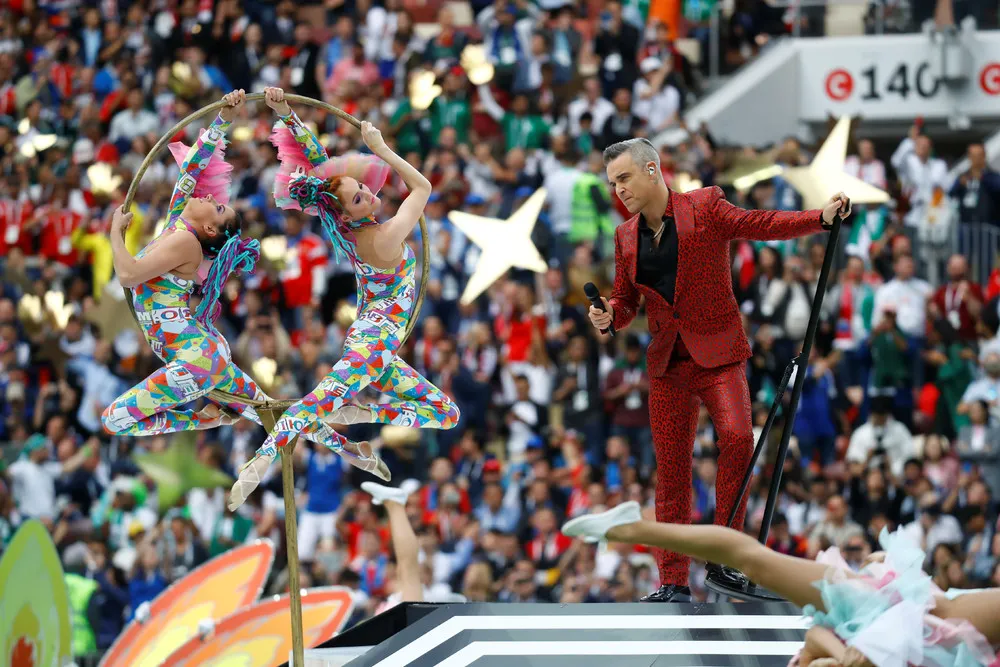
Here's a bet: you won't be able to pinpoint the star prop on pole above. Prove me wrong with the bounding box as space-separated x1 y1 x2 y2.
134 436 234 513
448 188 548 305
779 116 890 210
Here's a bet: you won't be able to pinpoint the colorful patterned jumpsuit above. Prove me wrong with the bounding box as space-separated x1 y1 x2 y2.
251 111 461 462
101 114 341 451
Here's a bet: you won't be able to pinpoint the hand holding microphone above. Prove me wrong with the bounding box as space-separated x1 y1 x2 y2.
584 282 615 336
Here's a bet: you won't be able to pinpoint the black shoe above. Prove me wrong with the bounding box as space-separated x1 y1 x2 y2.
639 584 692 602
705 563 749 591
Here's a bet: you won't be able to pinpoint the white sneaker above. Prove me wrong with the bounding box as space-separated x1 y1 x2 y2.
361 481 411 506
399 478 421 497
562 501 642 543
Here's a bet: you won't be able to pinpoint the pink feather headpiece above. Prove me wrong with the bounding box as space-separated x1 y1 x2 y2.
268 124 390 216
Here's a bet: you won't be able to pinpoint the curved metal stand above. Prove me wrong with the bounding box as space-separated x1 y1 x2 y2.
709 216 844 603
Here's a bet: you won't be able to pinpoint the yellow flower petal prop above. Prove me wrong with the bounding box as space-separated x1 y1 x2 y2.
335 301 357 329
232 126 254 143
0 521 72 667
44 291 74 329
159 588 354 667
259 236 288 264
251 357 278 390
100 542 275 667
409 70 442 111
17 294 42 324
87 163 124 196
461 45 495 86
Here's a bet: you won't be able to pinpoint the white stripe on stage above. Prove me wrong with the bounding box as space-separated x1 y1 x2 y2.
372 615 808 667
435 640 806 667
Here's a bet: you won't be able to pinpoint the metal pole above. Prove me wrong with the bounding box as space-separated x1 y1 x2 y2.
259 408 305 666
756 216 843 545
725 362 794 528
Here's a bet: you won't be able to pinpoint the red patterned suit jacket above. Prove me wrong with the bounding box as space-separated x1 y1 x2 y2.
608 186 825 377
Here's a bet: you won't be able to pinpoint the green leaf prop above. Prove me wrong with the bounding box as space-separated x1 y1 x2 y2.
134 435 234 513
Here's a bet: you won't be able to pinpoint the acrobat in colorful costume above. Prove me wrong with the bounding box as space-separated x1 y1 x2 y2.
101 113 344 455
231 110 460 502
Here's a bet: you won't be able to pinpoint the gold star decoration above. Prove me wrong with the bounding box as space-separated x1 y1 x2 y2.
460 45 494 86
448 188 548 305
409 70 442 111
87 163 123 196
85 285 138 340
779 116 890 210
673 172 703 193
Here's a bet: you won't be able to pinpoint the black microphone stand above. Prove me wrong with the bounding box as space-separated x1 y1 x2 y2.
706 215 844 603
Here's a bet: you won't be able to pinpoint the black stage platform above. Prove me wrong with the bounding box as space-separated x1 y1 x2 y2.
295 602 808 667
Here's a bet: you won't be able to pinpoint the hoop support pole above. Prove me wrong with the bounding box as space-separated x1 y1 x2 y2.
258 407 305 666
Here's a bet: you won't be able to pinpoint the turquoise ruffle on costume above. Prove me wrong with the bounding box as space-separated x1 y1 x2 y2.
802 528 997 667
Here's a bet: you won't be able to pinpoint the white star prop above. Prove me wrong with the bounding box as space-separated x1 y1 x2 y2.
448 188 548 305
780 116 890 210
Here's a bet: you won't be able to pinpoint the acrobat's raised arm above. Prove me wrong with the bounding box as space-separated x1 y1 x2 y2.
165 90 245 224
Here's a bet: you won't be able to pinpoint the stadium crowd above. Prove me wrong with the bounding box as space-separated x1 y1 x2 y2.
2 0 1000 662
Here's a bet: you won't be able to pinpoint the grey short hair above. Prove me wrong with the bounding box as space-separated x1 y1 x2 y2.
602 138 660 169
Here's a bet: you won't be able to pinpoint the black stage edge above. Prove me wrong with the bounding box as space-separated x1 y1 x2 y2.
287 602 807 667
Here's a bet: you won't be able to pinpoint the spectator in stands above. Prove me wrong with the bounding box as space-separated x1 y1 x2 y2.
901 490 963 555
808 495 863 556
846 395 915 478
951 142 1000 225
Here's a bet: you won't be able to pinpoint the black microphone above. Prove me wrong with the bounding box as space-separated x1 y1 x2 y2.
584 282 615 337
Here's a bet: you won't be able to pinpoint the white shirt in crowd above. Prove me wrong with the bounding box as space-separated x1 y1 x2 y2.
844 156 888 190
631 80 680 134
872 278 933 338
8 458 62 519
901 514 964 555
890 137 951 228
846 418 915 478
108 107 160 143
566 94 614 138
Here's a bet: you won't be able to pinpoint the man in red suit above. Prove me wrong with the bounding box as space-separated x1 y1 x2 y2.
590 138 849 601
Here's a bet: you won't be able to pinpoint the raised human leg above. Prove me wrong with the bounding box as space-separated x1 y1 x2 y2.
934 589 1000 645
102 344 228 436
564 503 835 611
363 481 423 602
362 358 461 429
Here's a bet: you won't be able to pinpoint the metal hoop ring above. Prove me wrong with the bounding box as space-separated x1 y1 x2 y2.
121 93 430 410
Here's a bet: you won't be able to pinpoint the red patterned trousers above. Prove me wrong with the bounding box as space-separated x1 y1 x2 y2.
648 356 754 586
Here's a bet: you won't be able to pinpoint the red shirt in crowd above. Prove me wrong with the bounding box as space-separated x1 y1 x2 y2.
494 309 546 363
0 199 36 256
931 280 984 341
280 232 327 309
344 522 391 561
39 207 83 266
